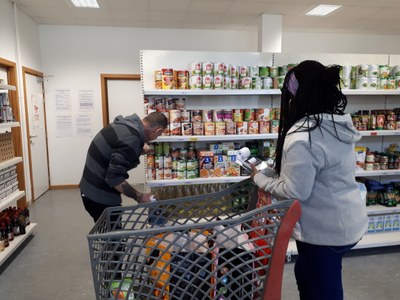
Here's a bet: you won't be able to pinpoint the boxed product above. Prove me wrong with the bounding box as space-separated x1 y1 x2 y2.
199 151 214 178
226 151 240 177
214 154 226 177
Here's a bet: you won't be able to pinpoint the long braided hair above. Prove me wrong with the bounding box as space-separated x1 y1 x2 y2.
274 60 347 174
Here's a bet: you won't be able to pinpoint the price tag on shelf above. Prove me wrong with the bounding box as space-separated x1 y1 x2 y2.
370 132 378 136
189 137 198 142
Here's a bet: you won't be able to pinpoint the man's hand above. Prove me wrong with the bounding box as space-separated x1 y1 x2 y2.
141 143 153 155
138 193 155 203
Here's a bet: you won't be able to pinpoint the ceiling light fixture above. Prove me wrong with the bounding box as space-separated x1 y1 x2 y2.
71 0 99 8
306 4 341 16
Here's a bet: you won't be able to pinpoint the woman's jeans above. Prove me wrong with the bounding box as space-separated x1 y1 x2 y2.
295 240 357 300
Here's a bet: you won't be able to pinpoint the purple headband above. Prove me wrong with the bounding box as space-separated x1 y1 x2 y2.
287 72 299 96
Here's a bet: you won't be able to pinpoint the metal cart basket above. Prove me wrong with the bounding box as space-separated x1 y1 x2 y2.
87 178 301 300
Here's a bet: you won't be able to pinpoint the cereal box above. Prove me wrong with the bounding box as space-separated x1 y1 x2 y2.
199 151 214 178
214 155 226 177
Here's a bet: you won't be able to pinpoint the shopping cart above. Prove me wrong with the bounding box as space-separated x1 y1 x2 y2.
87 178 301 300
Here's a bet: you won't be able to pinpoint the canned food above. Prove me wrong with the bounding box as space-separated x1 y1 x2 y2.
244 108 255 122
155 155 164 169
240 77 251 89
233 109 243 122
154 70 162 89
259 121 270 133
189 62 202 75
186 158 198 171
239 66 249 78
223 109 233 121
176 70 189 89
162 68 174 89
250 66 259 77
191 110 202 123
214 74 224 89
269 66 278 78
186 169 198 179
147 168 156 180
169 122 181 136
259 66 269 77
204 122 215 135
226 121 236 135
214 62 225 75
156 168 164 180
177 170 186 180
193 122 204 135
147 154 155 168
256 108 270 121
230 77 239 89
190 75 202 89
215 122 226 135
251 77 262 89
181 123 193 136
248 121 259 134
181 110 190 122
169 110 181 123
236 121 248 134
224 76 231 89
202 110 213 122
262 77 273 89
202 62 213 76
213 110 224 122
203 74 213 89
230 66 239 78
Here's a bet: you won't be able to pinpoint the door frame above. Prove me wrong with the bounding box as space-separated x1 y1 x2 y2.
22 66 51 201
100 74 141 127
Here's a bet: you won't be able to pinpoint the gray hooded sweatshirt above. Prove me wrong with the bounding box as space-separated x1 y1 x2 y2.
254 113 368 246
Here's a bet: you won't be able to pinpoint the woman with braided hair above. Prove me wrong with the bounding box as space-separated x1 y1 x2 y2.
251 60 368 300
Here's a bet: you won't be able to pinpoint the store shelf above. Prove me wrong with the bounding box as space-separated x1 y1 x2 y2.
154 133 278 143
356 169 400 177
147 176 248 187
0 157 23 171
0 223 37 266
144 89 281 96
0 190 25 211
286 231 400 258
343 89 400 95
359 130 400 137
366 205 400 216
0 122 20 134
0 83 16 91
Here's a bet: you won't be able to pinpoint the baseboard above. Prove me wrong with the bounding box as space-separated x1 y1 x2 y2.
50 184 79 189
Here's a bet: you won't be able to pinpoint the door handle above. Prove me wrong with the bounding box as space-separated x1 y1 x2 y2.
30 135 38 138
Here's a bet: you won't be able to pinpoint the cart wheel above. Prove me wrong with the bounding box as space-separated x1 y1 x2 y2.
285 252 292 263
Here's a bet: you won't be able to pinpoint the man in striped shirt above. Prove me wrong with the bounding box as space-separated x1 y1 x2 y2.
80 112 167 222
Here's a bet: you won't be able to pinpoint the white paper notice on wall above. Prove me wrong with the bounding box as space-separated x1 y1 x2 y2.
56 115 73 138
78 89 94 111
75 114 92 137
31 93 41 129
55 89 72 112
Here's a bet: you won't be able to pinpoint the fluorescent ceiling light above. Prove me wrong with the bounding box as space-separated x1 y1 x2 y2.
71 0 99 8
306 4 341 16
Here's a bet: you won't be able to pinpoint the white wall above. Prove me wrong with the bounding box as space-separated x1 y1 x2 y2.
283 32 400 54
0 0 42 202
39 25 258 186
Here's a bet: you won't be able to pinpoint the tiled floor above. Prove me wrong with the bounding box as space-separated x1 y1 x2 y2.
0 188 399 299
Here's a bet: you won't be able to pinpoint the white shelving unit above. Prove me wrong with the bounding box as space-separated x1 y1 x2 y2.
0 223 37 266
0 82 33 266
142 50 400 254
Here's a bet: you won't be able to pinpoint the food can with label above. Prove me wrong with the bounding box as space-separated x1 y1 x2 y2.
395 76 400 89
186 169 198 179
177 170 186 180
356 77 369 89
193 122 204 135
203 74 213 89
278 65 288 76
262 77 273 89
186 158 198 171
251 77 262 89
368 78 378 90
163 168 172 179
181 123 193 136
240 77 251 89
204 122 215 135
213 74 224 89
269 66 278 78
176 70 189 89
191 110 202 123
224 76 231 89
163 155 172 169
223 109 233 121
226 121 236 134
215 122 226 135
388 78 396 89
154 70 162 89
162 68 174 89
391 65 400 76
256 108 270 121
224 64 230 76
214 62 225 75
271 119 280 133
356 64 368 78
169 109 181 123
230 77 239 89
177 158 187 172
248 121 259 134
181 110 190 122
230 65 239 78
155 155 164 169
147 154 155 168
239 66 250 78
236 121 248 134
368 65 379 78
155 98 166 112
379 78 388 89
190 75 202 89
259 66 269 78
340 78 351 89
340 66 351 79
147 168 156 180
202 62 213 76
169 122 182 136
379 65 391 78
189 62 202 75
165 98 176 110
244 108 255 121
202 110 213 122
211 110 223 122
233 109 243 122
259 121 270 133
154 142 163 155
276 76 285 89
376 114 385 130
250 66 259 77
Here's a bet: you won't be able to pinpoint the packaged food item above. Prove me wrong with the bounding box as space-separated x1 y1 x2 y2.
204 122 215 135
223 109 233 122
233 109 243 122
189 62 202 75
248 121 259 134
213 110 223 122
236 121 248 135
169 123 182 136
203 74 213 89
226 151 240 177
191 110 202 123
202 110 213 122
190 75 202 89
169 110 181 123
255 108 270 121
215 122 226 135
176 70 189 89
154 70 162 89
214 75 224 89
181 110 191 122
199 151 214 178
162 68 174 89
214 154 226 177
225 122 236 135
355 146 367 170
181 123 193 136
214 62 225 75
202 62 213 76
244 109 255 122
193 123 204 135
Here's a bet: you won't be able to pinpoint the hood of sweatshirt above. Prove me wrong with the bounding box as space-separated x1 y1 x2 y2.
113 114 145 140
289 113 361 144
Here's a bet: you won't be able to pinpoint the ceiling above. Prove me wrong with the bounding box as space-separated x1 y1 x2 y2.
11 0 400 35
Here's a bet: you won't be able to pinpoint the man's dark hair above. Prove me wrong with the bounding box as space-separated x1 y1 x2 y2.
275 60 347 174
143 111 168 129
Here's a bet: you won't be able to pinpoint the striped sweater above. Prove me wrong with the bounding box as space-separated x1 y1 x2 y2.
80 114 145 206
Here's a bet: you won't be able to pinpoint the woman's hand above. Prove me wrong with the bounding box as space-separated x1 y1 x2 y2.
250 164 259 179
